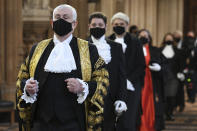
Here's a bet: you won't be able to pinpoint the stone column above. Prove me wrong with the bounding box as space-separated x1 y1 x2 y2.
70 0 88 39
0 0 6 98
123 0 183 46
100 0 116 35
157 0 184 45
1 0 23 102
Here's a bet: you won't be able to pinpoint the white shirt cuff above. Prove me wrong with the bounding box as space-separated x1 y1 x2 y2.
127 79 135 91
21 78 39 104
76 78 89 104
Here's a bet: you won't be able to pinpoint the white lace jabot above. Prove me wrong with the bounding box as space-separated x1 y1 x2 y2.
44 34 77 73
114 37 127 53
162 45 175 59
91 35 111 64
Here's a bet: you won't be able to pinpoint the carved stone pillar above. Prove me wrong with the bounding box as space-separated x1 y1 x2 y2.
0 0 23 102
123 0 183 46
100 0 116 35
157 0 183 44
0 0 5 87
0 0 6 98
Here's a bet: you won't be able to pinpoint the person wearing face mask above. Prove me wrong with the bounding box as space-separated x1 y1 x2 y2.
182 31 197 103
160 33 184 121
87 12 127 131
108 12 146 131
173 31 183 50
173 31 186 112
16 4 109 131
138 29 165 131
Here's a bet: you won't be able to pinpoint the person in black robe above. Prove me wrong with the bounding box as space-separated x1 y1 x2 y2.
182 31 197 103
138 29 165 131
173 31 185 112
160 33 184 121
87 12 127 131
129 25 139 38
16 4 109 131
108 12 146 131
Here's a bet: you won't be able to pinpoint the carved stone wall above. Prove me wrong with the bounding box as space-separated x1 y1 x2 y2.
22 0 51 56
22 0 89 55
88 0 184 46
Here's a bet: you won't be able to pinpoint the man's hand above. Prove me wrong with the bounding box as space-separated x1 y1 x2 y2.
65 78 84 94
25 79 39 95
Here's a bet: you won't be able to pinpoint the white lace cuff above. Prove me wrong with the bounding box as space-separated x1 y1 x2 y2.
21 78 39 104
76 78 89 104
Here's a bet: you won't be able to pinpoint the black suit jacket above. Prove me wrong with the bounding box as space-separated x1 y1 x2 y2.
88 37 127 131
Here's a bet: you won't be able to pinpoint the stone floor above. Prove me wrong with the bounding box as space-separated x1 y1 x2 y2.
0 100 197 131
163 101 197 131
0 123 18 131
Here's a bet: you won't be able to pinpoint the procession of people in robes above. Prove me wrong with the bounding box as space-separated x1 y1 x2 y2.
16 4 197 131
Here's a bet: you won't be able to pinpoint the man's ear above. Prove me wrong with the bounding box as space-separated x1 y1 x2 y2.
72 21 78 29
125 23 129 31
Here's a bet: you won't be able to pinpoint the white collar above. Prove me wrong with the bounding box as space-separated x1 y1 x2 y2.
114 37 127 53
44 34 77 73
162 45 175 59
53 34 73 46
91 35 111 64
91 35 105 43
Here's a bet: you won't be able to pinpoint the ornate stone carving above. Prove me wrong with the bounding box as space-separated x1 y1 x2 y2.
22 0 51 21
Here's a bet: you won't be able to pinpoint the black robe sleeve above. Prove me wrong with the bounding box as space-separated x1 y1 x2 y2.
125 36 146 87
116 43 127 101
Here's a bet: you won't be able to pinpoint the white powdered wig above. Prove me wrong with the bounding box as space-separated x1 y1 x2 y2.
53 4 77 21
111 12 129 24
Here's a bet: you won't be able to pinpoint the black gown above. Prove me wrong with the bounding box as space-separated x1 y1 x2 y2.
88 37 127 131
160 45 183 120
149 46 165 131
16 37 109 131
108 33 146 131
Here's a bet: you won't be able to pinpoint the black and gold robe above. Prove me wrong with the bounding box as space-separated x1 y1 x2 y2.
16 37 109 131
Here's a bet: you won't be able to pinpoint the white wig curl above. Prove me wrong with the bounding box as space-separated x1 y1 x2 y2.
111 12 129 24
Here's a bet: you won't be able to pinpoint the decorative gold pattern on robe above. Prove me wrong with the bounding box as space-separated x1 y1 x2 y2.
16 38 109 131
16 39 51 131
77 38 92 81
77 38 109 130
29 39 52 77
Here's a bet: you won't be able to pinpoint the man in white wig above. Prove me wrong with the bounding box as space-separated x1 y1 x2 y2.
108 12 146 131
16 4 109 131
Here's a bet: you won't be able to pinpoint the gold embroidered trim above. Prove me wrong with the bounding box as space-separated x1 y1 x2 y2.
29 39 52 77
77 38 92 131
77 38 92 81
94 57 105 69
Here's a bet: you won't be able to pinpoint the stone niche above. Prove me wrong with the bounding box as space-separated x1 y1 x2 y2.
22 0 52 57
